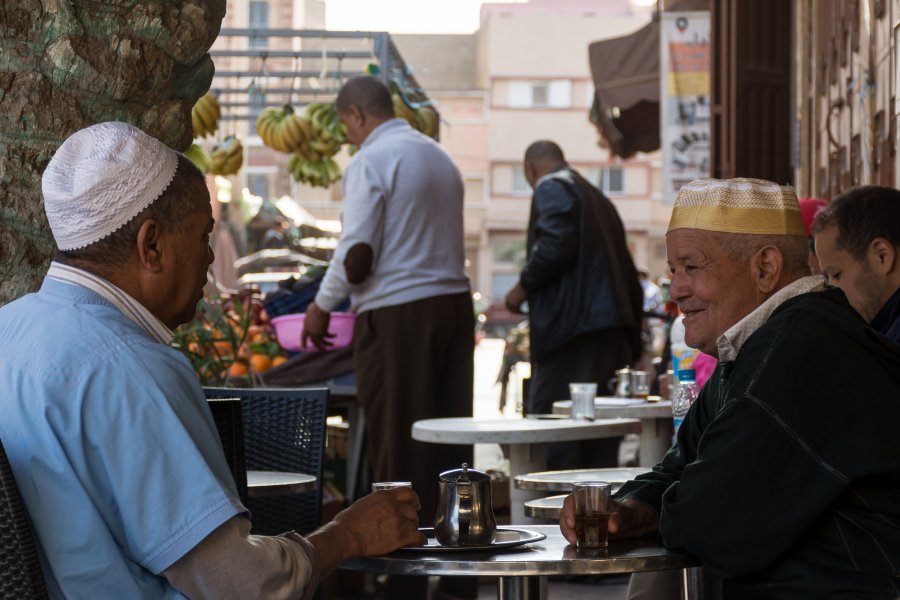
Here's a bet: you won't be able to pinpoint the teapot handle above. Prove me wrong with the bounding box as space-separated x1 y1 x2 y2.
458 482 472 541
607 376 618 393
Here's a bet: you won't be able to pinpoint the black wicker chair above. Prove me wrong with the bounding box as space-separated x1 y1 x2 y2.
207 397 249 505
203 387 329 536
0 438 48 599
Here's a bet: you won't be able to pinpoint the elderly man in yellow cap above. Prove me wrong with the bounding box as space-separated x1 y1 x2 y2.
559 178 900 597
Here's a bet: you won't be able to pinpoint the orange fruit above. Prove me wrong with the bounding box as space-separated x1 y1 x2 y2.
250 353 273 373
213 340 233 356
228 359 248 378
271 355 288 367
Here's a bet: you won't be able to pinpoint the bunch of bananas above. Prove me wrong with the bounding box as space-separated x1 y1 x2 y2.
256 105 312 153
392 92 439 139
284 102 348 188
287 153 342 188
209 135 243 176
303 102 347 159
192 92 221 139
416 105 439 139
184 143 212 174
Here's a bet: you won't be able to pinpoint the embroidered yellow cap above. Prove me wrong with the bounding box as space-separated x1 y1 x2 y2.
667 178 805 236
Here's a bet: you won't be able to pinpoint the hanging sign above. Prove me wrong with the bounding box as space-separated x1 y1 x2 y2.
661 12 711 204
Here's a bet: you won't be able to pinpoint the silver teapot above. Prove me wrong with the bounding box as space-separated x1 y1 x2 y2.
434 463 497 546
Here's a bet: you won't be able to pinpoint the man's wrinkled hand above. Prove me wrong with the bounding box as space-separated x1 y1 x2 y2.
300 302 335 351
333 487 426 557
505 282 528 314
560 495 659 545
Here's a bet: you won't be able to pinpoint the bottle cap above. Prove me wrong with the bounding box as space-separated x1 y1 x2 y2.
677 368 696 381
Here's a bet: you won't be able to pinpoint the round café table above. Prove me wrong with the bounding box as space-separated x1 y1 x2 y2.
341 525 701 600
246 470 317 498
514 467 649 492
553 398 674 467
411 417 641 523
523 494 568 519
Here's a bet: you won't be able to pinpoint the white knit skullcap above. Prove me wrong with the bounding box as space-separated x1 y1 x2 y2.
42 121 179 251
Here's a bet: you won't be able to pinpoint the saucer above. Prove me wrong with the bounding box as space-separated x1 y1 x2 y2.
396 526 547 553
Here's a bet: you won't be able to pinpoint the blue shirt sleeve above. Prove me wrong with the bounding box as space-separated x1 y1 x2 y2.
79 344 244 574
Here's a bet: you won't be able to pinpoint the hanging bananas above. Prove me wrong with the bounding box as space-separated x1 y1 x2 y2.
305 102 348 156
184 143 212 174
282 102 348 188
391 90 439 140
209 135 243 176
256 105 313 154
192 92 220 139
416 105 439 139
287 152 342 188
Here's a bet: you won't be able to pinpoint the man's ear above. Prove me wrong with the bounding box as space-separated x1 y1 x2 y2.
135 219 164 273
348 104 364 127
868 237 897 274
754 245 784 294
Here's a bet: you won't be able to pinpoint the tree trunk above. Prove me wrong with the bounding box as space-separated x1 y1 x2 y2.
0 0 226 306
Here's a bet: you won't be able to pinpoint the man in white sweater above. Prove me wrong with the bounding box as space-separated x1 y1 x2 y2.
302 76 475 600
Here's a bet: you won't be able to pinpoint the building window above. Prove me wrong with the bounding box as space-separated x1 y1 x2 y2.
248 89 266 135
490 236 525 301
249 0 270 49
492 238 526 267
511 165 531 195
595 167 625 194
247 173 270 200
508 80 572 108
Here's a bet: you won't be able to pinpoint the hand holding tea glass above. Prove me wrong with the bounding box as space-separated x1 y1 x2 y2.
559 489 659 546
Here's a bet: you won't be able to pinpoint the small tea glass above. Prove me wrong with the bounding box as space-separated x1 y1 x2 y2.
569 382 597 420
572 481 613 549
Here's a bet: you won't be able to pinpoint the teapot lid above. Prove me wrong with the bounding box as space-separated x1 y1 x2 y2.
439 463 491 483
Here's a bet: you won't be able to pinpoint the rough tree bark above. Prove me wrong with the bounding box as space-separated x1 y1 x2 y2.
0 0 226 306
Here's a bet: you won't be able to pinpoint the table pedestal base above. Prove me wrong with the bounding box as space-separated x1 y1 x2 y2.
638 417 673 467
505 443 547 524
498 575 545 600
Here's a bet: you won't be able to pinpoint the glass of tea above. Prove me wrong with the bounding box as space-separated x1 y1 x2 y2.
572 481 613 549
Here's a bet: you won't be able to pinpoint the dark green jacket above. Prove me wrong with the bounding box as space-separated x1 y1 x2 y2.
618 288 900 598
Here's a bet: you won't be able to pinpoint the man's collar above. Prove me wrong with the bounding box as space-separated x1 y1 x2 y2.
871 285 900 336
716 275 826 362
535 165 572 187
360 118 407 148
46 261 173 345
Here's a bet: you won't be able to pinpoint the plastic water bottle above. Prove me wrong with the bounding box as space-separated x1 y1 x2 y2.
672 368 700 439
670 316 697 385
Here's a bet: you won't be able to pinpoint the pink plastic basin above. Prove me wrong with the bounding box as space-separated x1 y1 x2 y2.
271 312 356 352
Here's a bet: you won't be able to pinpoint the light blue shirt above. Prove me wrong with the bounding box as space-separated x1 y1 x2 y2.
0 277 244 599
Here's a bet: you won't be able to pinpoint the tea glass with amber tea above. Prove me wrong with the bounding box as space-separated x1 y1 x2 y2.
573 481 613 549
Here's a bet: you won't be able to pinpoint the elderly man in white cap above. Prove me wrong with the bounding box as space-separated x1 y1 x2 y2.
0 122 423 599
558 178 900 597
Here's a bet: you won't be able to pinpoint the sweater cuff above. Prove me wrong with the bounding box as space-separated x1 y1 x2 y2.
613 480 665 515
313 290 343 314
284 531 320 600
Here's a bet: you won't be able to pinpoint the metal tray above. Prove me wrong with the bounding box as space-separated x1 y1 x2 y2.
395 526 547 553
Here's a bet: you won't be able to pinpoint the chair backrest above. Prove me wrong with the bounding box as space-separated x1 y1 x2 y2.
207 398 248 505
203 387 329 536
0 439 49 600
